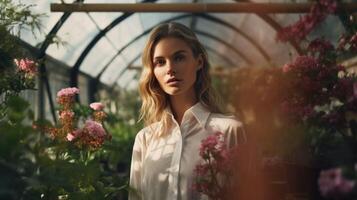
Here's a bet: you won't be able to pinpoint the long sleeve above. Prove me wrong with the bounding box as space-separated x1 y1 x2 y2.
129 131 145 200
225 117 247 148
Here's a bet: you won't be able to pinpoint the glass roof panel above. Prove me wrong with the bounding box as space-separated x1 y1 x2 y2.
197 34 246 66
106 14 144 50
88 12 123 30
17 0 62 47
131 55 143 67
80 37 117 76
195 17 265 66
272 13 345 46
100 54 129 85
16 0 349 89
127 78 139 91
206 49 230 68
138 13 181 30
46 13 100 66
120 36 147 65
239 14 297 67
117 70 137 88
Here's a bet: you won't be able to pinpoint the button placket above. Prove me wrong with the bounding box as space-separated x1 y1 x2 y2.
168 124 183 199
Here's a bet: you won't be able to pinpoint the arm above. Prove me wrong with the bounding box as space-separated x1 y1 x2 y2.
128 131 145 200
225 119 247 148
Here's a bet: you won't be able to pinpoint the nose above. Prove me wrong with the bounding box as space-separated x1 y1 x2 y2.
166 60 176 75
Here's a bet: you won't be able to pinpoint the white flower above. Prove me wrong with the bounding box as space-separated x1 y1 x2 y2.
337 70 345 78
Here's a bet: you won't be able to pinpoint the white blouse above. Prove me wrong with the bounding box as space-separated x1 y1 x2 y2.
129 102 246 200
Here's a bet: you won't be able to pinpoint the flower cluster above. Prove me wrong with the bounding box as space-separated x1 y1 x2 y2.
56 87 80 109
338 32 357 52
318 167 356 199
66 119 109 149
90 102 104 111
277 0 337 42
90 102 107 122
193 132 235 200
44 87 111 149
280 38 357 130
14 58 37 78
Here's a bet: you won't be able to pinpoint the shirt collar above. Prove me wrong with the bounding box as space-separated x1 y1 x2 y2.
165 101 211 128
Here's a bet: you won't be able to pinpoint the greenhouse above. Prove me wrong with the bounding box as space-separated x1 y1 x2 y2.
1 0 357 199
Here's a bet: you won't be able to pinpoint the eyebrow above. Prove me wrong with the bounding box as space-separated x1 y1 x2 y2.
153 50 187 60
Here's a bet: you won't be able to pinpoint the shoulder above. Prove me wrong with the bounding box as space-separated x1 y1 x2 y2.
207 113 246 145
208 113 244 131
134 122 160 147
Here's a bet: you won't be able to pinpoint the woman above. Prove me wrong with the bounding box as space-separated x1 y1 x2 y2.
129 22 246 200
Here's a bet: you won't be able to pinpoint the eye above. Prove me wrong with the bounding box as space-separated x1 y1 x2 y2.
154 59 165 67
174 54 185 62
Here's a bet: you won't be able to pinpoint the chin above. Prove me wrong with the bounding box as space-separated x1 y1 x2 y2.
164 88 183 95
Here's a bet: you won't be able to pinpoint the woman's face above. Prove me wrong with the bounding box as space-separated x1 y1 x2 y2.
152 37 202 96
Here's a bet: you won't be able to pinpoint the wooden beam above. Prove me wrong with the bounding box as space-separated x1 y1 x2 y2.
50 3 357 13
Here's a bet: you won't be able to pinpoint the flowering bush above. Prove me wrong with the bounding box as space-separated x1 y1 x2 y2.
193 132 238 200
275 0 357 199
277 0 337 42
318 167 356 199
0 58 37 120
38 87 112 150
0 1 135 199
279 38 355 130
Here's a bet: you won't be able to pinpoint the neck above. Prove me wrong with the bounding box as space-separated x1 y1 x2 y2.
169 89 198 125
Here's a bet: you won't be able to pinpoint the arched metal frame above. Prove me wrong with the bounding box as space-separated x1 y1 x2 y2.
110 42 238 89
94 13 273 85
66 4 305 95
71 13 265 90
39 0 317 115
37 0 82 123
234 0 302 54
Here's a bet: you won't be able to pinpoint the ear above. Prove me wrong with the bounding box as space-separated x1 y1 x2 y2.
197 54 203 71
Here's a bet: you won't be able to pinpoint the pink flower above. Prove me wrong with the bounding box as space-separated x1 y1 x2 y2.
14 58 37 74
59 110 74 120
66 129 81 141
282 64 292 73
318 168 355 198
276 0 336 42
199 132 226 160
319 0 337 13
84 119 106 137
308 38 334 54
90 102 104 111
353 82 357 99
57 87 80 98
194 164 210 176
350 32 357 50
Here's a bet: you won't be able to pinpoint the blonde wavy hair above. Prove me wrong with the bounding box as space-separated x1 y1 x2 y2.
138 22 222 136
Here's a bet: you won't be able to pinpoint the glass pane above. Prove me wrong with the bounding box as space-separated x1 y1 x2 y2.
106 14 144 50
197 34 247 66
239 14 296 67
117 70 137 88
88 12 123 30
46 13 100 66
127 78 139 91
120 36 146 65
100 54 128 85
80 37 117 76
17 0 62 47
139 13 181 30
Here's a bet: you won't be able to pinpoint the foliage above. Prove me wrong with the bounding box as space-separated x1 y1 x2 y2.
0 1 140 199
0 0 44 70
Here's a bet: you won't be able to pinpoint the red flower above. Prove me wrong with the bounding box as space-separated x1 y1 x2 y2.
318 168 355 198
277 0 337 42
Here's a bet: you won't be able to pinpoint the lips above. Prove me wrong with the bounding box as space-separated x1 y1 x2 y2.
166 77 182 84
